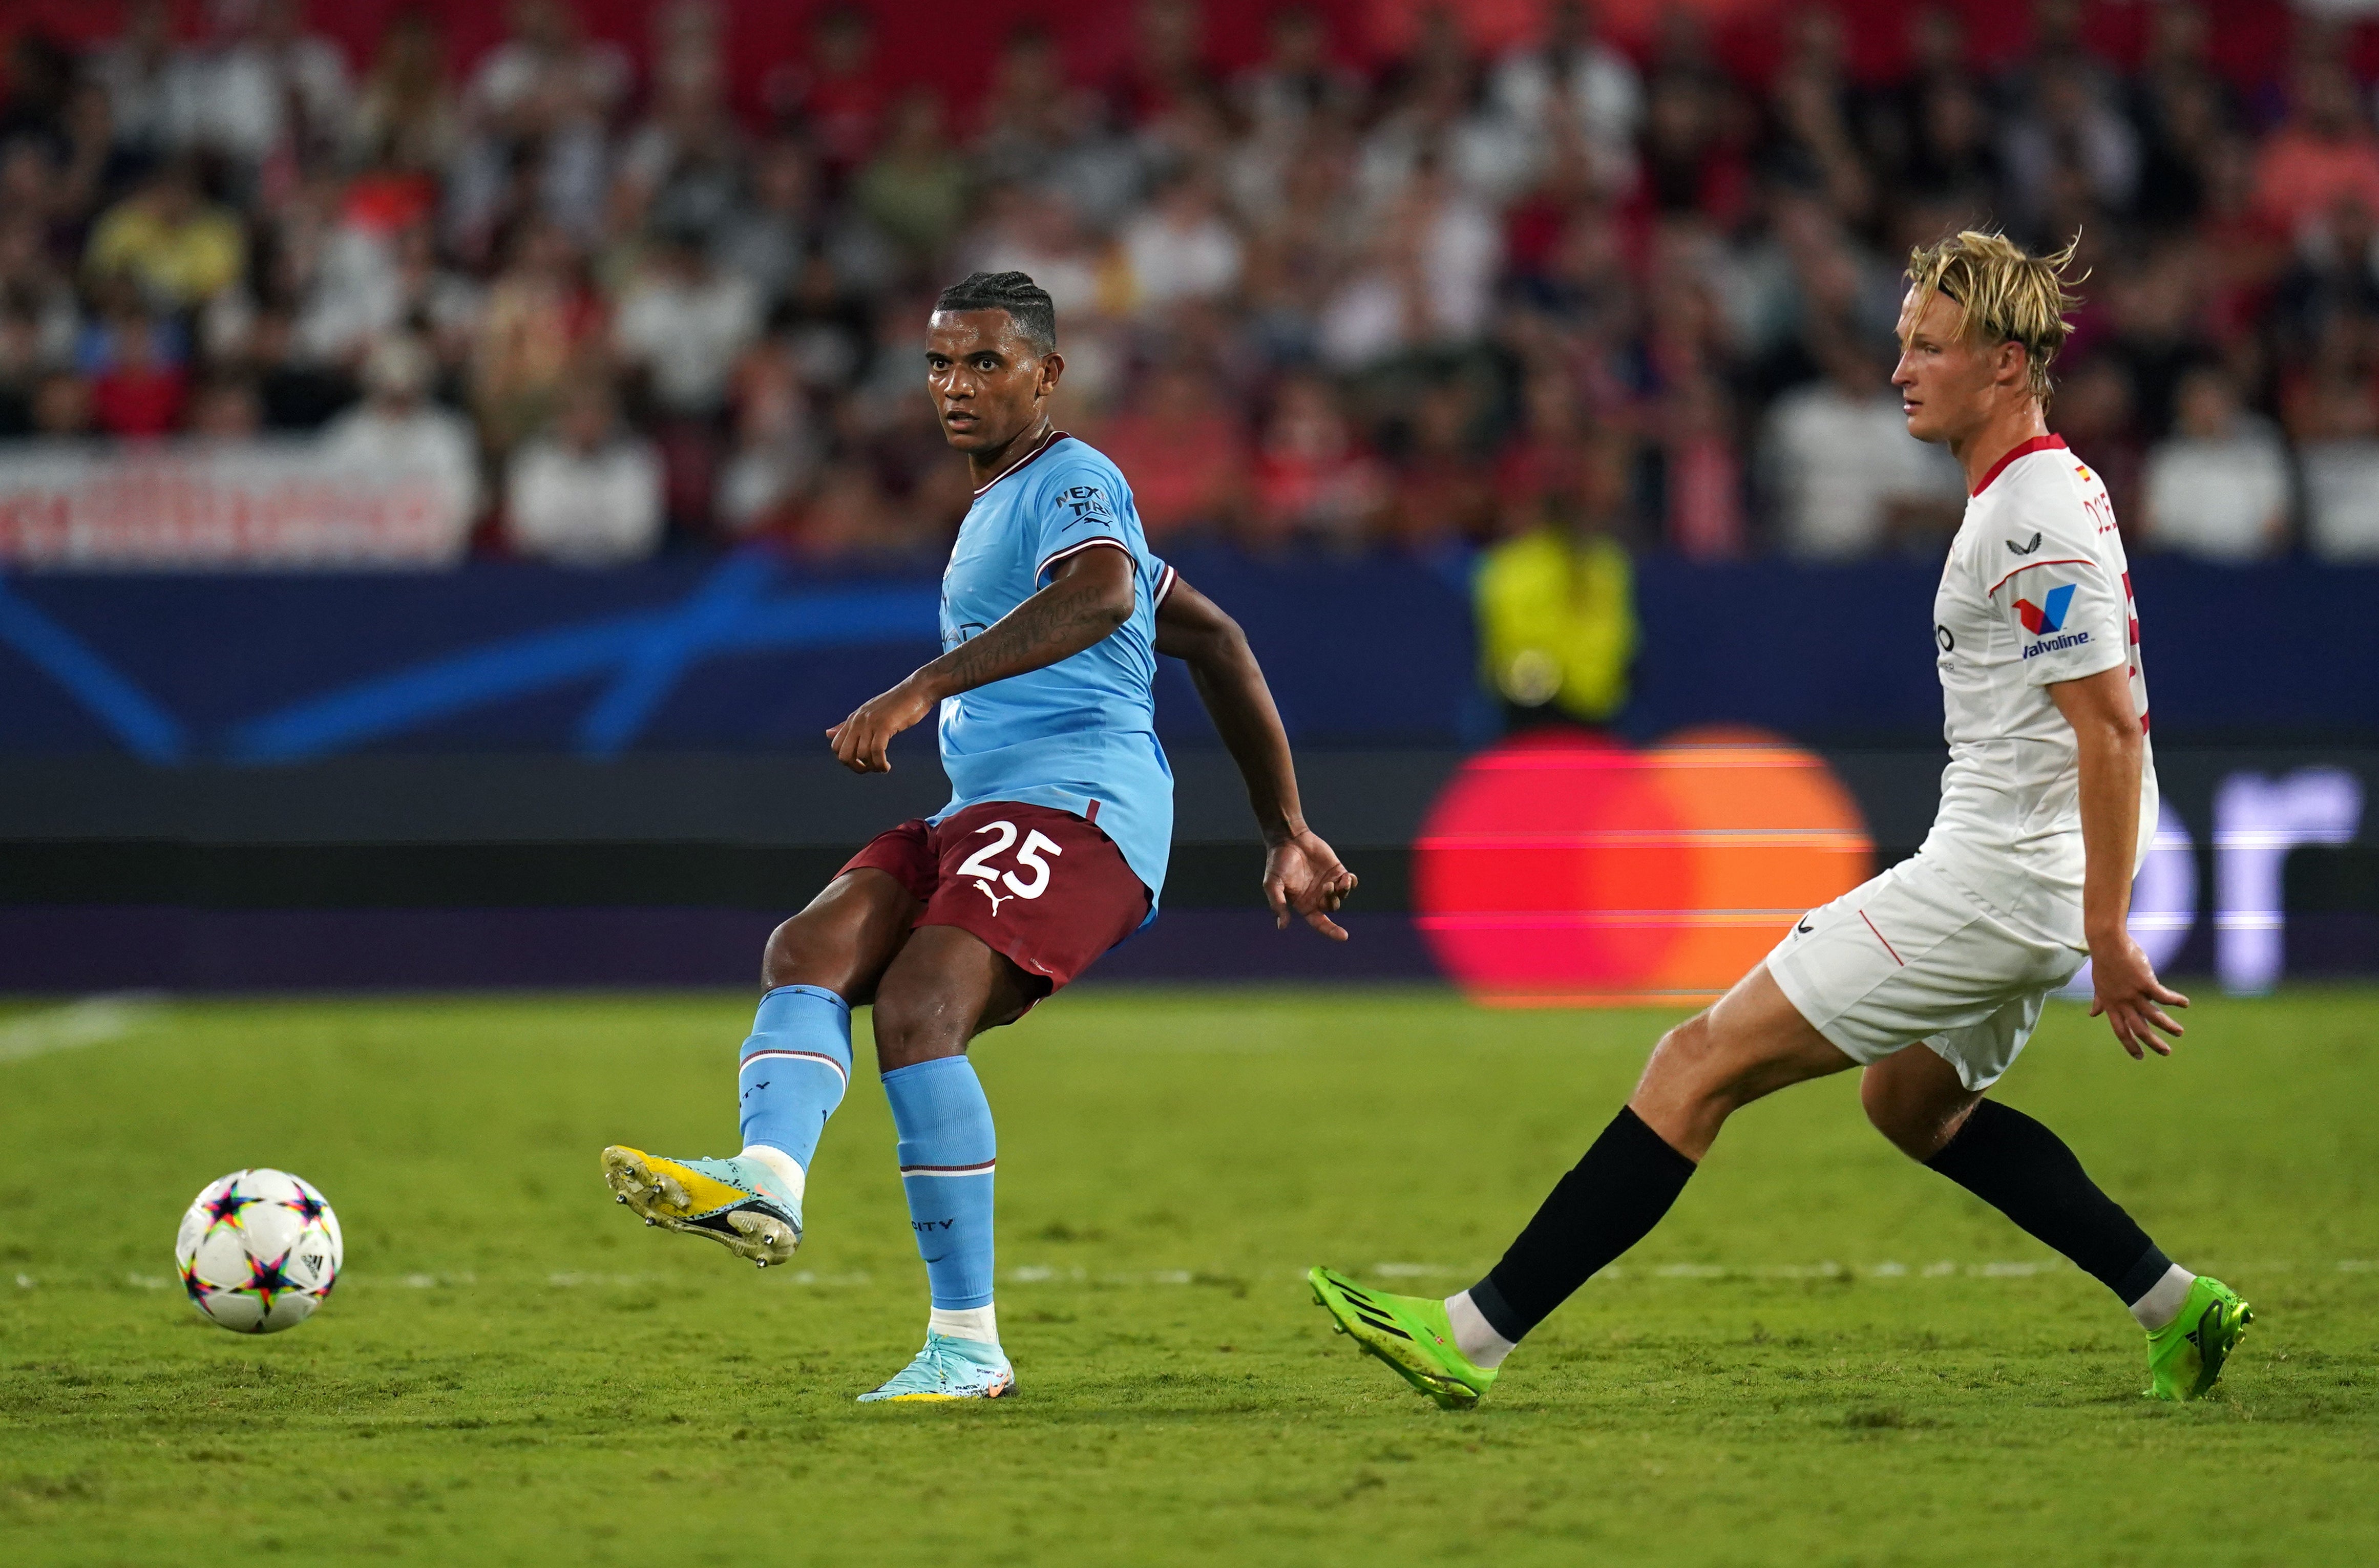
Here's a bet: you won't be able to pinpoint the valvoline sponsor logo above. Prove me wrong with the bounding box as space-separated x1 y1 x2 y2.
2014 583 2074 634
2014 583 2090 659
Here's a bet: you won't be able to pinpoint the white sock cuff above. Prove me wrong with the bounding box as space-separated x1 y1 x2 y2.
739 1145 806 1202
2129 1264 2195 1331
929 1303 999 1346
1445 1289 1517 1369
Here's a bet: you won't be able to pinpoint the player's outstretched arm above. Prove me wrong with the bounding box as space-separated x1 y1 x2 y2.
1155 576 1357 940
2050 664 2189 1057
827 545 1136 773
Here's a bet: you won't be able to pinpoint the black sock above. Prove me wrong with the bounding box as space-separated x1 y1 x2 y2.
1468 1106 1697 1343
1924 1098 2172 1306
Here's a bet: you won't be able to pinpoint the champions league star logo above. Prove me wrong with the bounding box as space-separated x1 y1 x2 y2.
2014 583 2076 636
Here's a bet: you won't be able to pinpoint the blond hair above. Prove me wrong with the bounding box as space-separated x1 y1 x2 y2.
1904 230 2086 405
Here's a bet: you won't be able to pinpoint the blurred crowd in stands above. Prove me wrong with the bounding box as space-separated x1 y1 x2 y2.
4 0 2379 570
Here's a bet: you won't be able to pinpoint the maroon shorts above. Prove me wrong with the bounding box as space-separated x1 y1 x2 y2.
838 800 1151 993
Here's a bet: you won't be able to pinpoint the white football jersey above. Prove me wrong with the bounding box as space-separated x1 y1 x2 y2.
1917 435 2158 946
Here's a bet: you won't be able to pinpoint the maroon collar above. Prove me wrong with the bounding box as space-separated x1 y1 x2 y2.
1970 433 2067 497
973 427 1068 498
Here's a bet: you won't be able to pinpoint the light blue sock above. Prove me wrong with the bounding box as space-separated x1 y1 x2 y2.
736 985 852 1173
881 1056 997 1311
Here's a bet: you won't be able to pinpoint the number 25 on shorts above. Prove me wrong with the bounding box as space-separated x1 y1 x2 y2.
955 820 1065 900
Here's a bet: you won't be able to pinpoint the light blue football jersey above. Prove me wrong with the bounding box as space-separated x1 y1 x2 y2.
930 430 1175 912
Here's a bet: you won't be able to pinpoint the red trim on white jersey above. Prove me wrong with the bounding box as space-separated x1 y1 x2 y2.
1970 433 2067 496
1859 909 1905 966
1987 557 2097 595
1037 535 1133 580
973 426 1068 499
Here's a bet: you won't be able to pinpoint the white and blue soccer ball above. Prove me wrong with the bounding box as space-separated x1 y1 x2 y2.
174 1169 343 1334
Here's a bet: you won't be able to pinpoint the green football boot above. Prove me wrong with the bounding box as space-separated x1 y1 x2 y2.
1308 1265 1498 1410
2144 1276 2254 1402
601 1146 801 1267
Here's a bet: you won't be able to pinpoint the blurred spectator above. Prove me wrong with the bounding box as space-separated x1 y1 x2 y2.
1660 376 1747 561
2141 366 2289 560
1761 332 1962 558
2001 58 2139 237
90 1 178 162
86 163 247 311
717 338 822 537
2053 355 2144 524
27 369 95 438
1386 379 1498 548
0 307 44 434
1091 365 1247 541
1121 172 1242 313
85 302 188 437
1358 15 1534 211
246 307 359 430
298 217 483 367
1248 371 1386 548
349 11 462 172
972 25 1080 192
857 91 968 263
2253 61 2379 243
2129 2 2230 234
1233 7 1363 146
162 0 351 177
618 5 745 247
506 381 663 565
1491 0 1642 195
714 138 818 308
774 6 889 176
467 0 629 127
449 0 626 257
473 220 603 453
1475 428 1638 728
187 374 265 439
0 218 80 370
1495 369 1590 526
320 335 483 531
613 232 761 418
1320 158 1500 367
2296 367 2379 563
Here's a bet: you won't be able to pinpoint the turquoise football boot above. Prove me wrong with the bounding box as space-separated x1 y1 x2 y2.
856 1332 1016 1403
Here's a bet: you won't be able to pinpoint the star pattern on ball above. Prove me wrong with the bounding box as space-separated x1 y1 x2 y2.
179 1260 210 1304
281 1189 329 1225
203 1183 256 1230
243 1248 299 1313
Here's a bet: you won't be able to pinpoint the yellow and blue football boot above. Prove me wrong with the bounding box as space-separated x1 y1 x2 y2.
601 1146 801 1268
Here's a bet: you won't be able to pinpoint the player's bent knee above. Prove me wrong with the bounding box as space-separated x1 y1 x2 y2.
1858 1050 1979 1160
1639 1012 1735 1108
760 913 838 991
870 983 973 1072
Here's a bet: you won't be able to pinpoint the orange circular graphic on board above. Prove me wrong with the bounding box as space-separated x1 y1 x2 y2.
1414 725 1873 1007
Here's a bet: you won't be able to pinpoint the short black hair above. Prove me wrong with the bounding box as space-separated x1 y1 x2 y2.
933 270 1057 356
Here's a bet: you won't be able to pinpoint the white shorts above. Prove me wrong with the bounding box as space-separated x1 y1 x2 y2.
1764 855 2086 1091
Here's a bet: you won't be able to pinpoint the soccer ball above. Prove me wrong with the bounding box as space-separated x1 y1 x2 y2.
174 1170 343 1334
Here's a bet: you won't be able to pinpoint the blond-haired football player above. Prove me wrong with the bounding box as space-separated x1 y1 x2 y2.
1310 231 2252 1407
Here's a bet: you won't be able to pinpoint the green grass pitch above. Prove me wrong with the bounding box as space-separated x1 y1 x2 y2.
3 985 2375 1565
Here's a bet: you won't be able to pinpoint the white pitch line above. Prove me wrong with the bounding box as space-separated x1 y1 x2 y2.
0 993 166 1065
